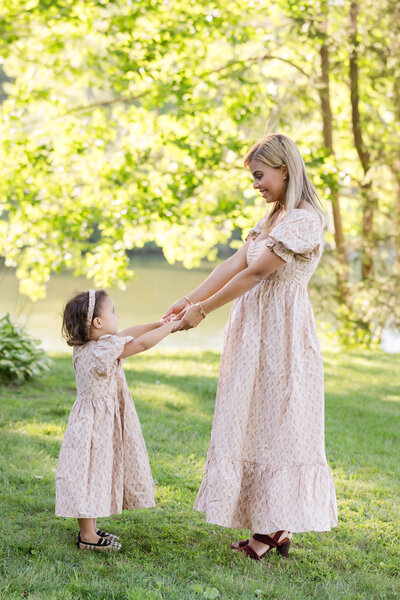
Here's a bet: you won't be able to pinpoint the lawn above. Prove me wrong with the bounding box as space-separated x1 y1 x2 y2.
0 346 399 600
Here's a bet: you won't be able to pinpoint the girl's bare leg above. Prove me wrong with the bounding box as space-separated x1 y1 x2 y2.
78 518 100 543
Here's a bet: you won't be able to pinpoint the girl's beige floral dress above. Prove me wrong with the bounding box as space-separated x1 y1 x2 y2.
194 209 338 533
56 334 155 518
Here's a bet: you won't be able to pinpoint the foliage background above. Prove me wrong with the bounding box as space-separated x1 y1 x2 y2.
0 0 399 345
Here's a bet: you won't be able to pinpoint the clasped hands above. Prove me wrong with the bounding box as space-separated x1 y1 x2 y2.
162 297 205 332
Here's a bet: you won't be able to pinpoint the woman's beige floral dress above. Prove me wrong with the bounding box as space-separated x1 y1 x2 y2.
194 209 338 533
56 334 155 518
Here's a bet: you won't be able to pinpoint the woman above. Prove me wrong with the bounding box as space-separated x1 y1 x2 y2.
164 134 338 560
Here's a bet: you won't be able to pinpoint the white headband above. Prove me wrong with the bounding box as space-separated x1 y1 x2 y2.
86 289 96 332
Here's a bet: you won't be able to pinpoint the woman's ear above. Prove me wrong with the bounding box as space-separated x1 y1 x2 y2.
281 165 288 180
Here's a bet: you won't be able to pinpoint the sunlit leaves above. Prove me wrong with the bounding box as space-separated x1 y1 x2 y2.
0 0 399 353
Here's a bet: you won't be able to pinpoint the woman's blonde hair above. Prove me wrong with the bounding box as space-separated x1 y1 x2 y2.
244 133 328 232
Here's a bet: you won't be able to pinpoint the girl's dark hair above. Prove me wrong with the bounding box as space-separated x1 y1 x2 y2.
62 290 108 346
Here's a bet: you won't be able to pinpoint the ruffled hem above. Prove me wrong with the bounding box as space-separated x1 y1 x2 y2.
55 477 155 518
55 502 156 519
193 452 338 533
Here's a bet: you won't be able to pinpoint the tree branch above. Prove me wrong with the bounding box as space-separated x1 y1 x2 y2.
21 48 311 131
56 52 311 117
200 52 311 80
61 93 148 116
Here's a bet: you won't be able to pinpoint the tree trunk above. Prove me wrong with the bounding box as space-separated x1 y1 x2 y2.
393 164 400 275
390 2 400 276
317 5 349 301
360 183 375 279
349 0 375 280
319 43 346 262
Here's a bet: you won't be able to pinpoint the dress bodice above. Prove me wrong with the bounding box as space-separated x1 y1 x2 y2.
73 334 133 407
246 209 324 287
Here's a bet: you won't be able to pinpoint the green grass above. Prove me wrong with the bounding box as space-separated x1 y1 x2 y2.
0 347 399 600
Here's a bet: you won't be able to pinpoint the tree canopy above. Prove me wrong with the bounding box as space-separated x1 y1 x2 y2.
1 0 399 345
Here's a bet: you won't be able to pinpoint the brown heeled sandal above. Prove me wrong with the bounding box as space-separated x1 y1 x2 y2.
238 531 291 560
230 538 249 550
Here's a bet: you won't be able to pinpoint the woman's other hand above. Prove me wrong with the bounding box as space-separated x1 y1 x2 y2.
171 305 205 332
162 297 191 321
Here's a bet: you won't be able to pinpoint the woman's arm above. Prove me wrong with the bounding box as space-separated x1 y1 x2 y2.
119 321 164 339
173 248 285 330
203 248 285 313
163 240 251 319
120 321 175 358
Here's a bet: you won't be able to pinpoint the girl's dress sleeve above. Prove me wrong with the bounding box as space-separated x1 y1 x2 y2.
264 210 323 263
92 334 134 375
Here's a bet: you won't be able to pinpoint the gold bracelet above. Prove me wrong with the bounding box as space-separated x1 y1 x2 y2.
184 296 194 305
195 302 207 318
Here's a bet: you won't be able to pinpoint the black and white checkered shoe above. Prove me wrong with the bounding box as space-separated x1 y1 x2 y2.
77 533 121 552
96 529 119 542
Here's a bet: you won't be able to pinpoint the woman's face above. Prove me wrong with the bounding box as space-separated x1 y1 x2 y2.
249 158 288 206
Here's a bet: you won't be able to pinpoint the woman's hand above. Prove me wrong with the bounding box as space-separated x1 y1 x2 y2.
171 305 205 332
162 297 191 322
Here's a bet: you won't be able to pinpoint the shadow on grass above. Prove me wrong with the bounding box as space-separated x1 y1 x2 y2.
1 351 400 599
1 351 400 484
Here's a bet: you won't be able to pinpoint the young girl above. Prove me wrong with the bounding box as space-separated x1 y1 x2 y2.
56 289 175 552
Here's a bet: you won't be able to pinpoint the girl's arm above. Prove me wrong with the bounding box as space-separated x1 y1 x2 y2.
163 240 251 319
118 321 164 339
173 248 285 330
119 320 175 358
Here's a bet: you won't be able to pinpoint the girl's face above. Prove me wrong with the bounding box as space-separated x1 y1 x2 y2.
94 295 119 335
249 158 288 206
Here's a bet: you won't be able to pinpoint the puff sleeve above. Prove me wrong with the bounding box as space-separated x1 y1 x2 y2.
92 334 134 376
265 210 323 263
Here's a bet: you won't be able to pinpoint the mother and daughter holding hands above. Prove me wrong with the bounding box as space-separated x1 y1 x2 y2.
55 133 338 560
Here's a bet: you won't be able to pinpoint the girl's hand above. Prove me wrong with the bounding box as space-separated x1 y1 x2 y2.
162 297 191 321
171 305 205 332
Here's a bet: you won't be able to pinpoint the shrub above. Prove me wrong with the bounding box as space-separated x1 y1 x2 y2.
0 313 52 383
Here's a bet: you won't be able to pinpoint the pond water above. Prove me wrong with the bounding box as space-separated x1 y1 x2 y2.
0 257 232 353
1 258 398 354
